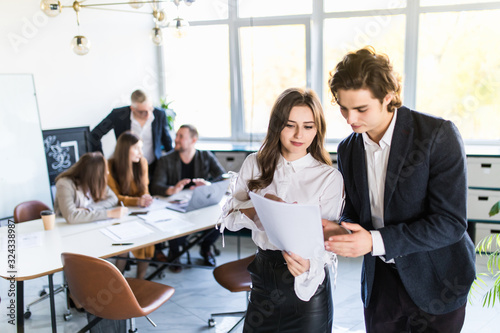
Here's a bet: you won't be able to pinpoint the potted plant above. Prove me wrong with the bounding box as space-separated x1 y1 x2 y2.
470 200 500 306
160 96 176 132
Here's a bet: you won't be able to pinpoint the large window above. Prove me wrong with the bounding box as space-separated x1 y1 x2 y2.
162 0 500 143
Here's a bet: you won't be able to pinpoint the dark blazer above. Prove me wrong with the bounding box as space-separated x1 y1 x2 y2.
337 106 475 315
150 150 226 196
89 106 173 161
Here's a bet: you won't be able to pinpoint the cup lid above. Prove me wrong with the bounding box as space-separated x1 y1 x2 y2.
40 210 54 216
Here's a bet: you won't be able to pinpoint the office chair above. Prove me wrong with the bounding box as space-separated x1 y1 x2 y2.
13 200 72 320
61 252 175 333
208 254 255 332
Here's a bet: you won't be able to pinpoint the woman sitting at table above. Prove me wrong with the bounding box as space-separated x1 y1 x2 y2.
108 131 154 279
54 152 128 224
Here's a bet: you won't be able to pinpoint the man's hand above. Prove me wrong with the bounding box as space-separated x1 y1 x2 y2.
166 178 191 196
283 251 310 277
324 222 372 257
190 178 210 188
322 219 349 240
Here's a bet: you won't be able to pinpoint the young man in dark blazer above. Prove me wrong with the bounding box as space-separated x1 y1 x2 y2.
151 124 226 270
324 47 476 332
89 89 173 177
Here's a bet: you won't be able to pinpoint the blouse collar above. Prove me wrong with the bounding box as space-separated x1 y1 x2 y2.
277 153 316 173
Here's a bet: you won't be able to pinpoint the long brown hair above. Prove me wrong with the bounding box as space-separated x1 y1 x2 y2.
108 131 147 195
248 88 331 192
55 152 108 201
328 46 402 112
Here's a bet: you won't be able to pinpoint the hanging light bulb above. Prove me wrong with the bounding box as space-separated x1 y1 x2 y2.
70 35 91 55
150 27 163 45
129 0 144 9
168 17 189 38
153 9 168 27
185 0 196 6
40 0 61 17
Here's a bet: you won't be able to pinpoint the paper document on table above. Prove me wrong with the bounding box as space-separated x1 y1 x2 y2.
145 219 193 232
101 221 153 241
249 192 324 259
139 209 176 223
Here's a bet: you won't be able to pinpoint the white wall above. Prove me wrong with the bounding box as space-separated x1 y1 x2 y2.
1 0 164 157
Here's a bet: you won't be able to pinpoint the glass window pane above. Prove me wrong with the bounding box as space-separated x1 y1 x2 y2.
164 0 228 21
323 15 405 140
421 0 495 6
417 10 500 140
324 0 406 13
239 0 312 18
164 25 231 138
240 25 307 134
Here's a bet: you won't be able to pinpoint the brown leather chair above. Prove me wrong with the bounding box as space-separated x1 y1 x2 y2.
208 254 255 332
13 200 50 223
13 200 70 319
61 252 175 332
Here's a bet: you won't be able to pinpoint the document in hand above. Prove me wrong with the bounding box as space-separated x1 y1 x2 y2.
248 192 324 260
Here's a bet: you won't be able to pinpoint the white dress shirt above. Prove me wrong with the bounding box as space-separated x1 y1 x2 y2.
221 153 344 301
362 109 398 261
130 112 155 164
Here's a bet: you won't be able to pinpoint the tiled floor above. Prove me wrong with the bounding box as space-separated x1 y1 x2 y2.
1 233 500 333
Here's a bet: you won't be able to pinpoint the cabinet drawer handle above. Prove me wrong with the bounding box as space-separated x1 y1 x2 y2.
478 196 489 201
481 163 492 168
491 229 500 234
226 157 235 161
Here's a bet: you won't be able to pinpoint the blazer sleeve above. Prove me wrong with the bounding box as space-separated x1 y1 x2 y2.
204 150 226 181
159 110 173 153
150 156 171 196
89 111 115 153
381 120 468 260
55 178 114 224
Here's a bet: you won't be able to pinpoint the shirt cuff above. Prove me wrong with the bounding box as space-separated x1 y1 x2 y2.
370 230 386 256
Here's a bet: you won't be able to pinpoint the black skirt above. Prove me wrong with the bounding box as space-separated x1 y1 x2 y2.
243 249 333 333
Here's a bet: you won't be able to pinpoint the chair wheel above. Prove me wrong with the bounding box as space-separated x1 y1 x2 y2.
24 311 31 319
64 313 72 321
208 318 216 327
159 272 166 279
39 290 47 297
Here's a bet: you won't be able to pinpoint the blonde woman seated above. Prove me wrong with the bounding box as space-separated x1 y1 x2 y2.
54 152 128 224
108 131 154 279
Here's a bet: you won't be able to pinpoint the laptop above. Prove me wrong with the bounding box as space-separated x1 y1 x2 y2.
165 179 230 213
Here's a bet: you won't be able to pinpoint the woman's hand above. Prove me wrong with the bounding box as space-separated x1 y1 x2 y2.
283 251 310 277
264 193 286 203
139 194 153 207
107 206 128 219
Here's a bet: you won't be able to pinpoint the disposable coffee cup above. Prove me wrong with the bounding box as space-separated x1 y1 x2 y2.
40 210 55 230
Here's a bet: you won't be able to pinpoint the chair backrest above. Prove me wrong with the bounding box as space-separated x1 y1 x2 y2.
213 254 255 293
61 252 146 320
13 200 50 223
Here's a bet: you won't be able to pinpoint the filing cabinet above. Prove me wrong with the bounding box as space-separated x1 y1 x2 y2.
213 151 249 172
467 156 500 246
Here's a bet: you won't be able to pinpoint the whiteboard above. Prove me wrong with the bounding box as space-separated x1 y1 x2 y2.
0 74 52 220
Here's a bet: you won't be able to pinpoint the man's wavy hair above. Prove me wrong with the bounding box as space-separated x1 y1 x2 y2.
328 46 402 112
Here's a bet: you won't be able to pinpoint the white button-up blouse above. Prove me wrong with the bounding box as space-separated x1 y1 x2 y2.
220 152 344 301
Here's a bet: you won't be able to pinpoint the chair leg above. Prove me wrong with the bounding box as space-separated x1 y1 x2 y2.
128 317 138 333
77 316 102 333
145 315 157 327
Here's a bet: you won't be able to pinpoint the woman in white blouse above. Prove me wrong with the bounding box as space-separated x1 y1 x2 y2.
221 88 345 332
54 152 128 224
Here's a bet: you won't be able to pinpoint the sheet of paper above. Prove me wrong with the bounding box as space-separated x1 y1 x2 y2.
249 192 324 259
100 221 153 241
146 219 193 232
139 209 176 223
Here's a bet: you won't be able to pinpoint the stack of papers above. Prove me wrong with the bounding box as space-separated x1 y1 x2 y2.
101 221 153 241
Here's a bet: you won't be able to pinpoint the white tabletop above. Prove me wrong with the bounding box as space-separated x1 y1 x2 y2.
0 196 225 281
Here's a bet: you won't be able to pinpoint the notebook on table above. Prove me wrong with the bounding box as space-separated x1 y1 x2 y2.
165 179 230 213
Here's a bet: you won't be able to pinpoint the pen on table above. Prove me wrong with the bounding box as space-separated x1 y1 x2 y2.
112 243 134 246
120 201 125 207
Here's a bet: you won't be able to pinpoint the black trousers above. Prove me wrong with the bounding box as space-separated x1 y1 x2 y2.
168 229 220 256
364 258 466 333
243 249 333 333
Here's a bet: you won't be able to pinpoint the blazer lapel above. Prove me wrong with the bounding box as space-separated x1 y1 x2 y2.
384 108 413 212
351 135 372 223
